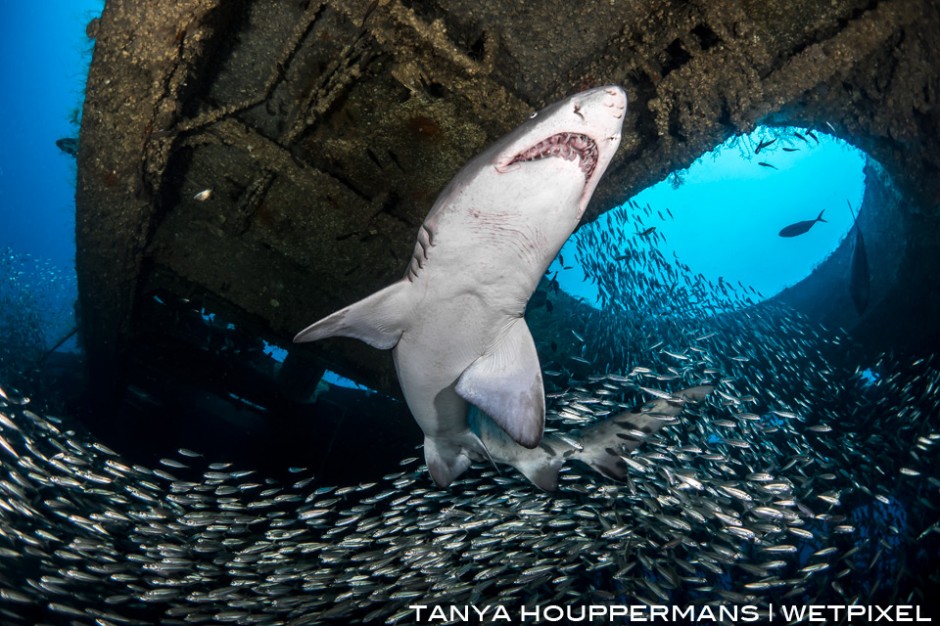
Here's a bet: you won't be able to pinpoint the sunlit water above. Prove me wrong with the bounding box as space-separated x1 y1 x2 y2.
551 127 866 306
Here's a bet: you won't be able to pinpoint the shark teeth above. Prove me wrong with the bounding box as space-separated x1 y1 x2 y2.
508 133 599 179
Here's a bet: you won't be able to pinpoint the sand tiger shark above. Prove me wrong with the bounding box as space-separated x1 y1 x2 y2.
295 86 626 487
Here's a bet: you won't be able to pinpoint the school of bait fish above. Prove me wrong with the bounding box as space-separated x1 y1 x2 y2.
0 201 937 625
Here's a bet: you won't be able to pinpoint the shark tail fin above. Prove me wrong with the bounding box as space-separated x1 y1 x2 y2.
817 209 827 223
571 444 633 481
569 407 673 481
514 454 564 492
467 407 566 492
293 281 410 350
571 385 713 481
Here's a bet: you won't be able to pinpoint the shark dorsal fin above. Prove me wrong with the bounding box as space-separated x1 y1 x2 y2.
455 319 545 448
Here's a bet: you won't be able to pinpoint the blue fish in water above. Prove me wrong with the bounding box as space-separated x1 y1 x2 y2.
778 209 826 237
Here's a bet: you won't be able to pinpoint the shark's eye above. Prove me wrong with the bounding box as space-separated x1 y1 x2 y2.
529 112 538 120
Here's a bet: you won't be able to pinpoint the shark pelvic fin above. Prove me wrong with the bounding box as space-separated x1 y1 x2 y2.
293 281 410 350
455 320 545 448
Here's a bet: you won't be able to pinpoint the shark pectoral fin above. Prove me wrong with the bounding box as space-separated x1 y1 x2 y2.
424 438 472 487
293 281 410 350
455 320 545 449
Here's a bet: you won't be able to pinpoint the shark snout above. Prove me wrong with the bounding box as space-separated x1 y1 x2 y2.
571 86 627 134
604 85 626 103
601 86 627 120
577 86 626 149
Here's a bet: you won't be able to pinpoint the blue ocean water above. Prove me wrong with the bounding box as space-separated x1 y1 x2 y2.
551 128 866 306
0 1 102 265
0 1 103 358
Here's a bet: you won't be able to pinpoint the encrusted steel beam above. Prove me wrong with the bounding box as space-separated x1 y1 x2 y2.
76 0 221 405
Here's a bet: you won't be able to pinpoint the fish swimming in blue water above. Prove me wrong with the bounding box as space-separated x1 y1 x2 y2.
56 137 78 156
778 209 826 237
295 86 626 487
754 138 775 154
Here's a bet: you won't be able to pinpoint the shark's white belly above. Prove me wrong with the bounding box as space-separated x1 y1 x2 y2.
392 288 522 439
392 302 485 440
393 172 581 442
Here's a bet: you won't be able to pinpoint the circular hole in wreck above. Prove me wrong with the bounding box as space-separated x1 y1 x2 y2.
542 125 904 335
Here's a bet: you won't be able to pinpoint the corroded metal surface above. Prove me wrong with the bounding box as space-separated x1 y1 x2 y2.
77 0 940 401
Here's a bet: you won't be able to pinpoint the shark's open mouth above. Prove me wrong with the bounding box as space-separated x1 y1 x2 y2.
507 133 599 180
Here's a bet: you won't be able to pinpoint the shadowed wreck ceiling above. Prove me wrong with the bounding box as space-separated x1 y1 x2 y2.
75 0 939 415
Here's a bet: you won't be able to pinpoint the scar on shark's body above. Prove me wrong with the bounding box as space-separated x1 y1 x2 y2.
296 87 710 490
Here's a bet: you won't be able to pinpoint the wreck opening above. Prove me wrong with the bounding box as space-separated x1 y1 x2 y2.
550 125 873 313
